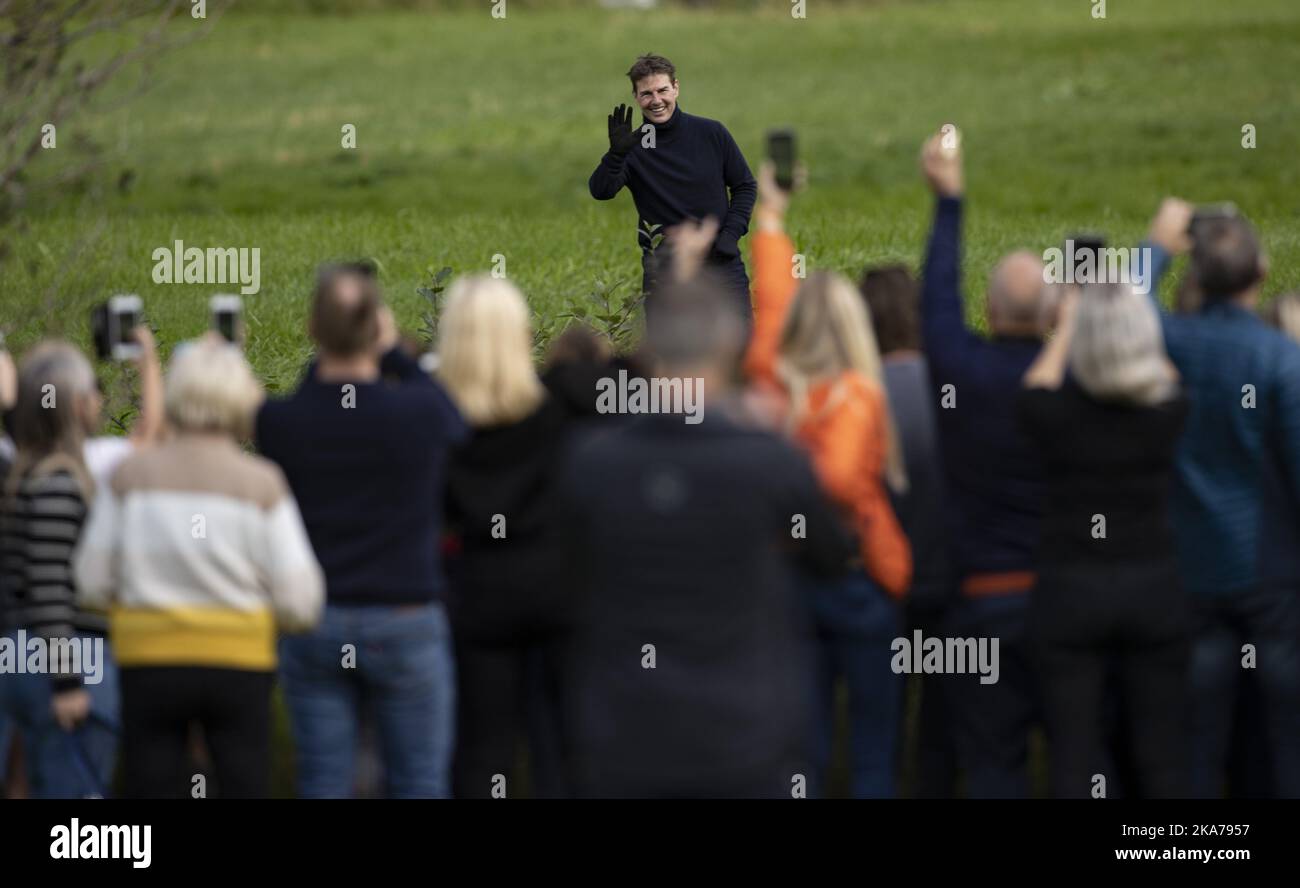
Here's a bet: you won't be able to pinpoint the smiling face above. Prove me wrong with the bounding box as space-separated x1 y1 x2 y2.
634 73 679 125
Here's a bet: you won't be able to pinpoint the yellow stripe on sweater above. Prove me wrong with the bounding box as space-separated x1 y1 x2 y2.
109 606 277 671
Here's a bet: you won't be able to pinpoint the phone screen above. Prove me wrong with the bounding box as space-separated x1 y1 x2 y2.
116 310 139 344
217 310 238 342
767 130 795 191
1071 236 1105 284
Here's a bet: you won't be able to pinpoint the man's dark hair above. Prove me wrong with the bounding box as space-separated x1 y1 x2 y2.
627 54 676 91
1191 216 1265 302
859 264 920 354
646 269 744 373
310 263 381 357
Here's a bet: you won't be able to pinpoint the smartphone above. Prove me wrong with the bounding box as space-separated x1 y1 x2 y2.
1069 234 1106 284
210 294 243 344
766 128 796 191
90 295 142 362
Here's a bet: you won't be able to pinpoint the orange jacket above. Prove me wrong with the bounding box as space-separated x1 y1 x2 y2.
743 229 912 598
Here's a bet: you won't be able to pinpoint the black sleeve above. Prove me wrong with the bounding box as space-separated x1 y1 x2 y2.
774 445 855 577
714 125 756 258
589 151 629 200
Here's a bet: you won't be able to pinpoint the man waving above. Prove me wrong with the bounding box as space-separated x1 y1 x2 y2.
589 54 757 319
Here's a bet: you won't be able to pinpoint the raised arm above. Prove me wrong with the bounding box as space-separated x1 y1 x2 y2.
1022 289 1078 390
742 162 798 386
128 326 164 445
918 128 977 367
1138 197 1195 311
589 104 637 200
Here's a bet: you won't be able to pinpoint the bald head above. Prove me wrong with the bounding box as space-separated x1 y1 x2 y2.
987 251 1046 337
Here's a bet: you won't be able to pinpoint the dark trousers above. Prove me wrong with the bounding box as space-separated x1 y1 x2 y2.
452 636 567 799
120 666 273 799
1187 585 1300 798
642 250 752 325
906 604 960 798
1030 559 1191 799
943 592 1038 798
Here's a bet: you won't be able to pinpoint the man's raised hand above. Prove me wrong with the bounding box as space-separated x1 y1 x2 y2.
666 216 721 282
1148 198 1194 256
607 104 639 157
921 125 964 198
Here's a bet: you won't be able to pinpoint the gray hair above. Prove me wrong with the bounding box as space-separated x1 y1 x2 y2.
165 339 264 439
1069 282 1177 406
9 341 97 495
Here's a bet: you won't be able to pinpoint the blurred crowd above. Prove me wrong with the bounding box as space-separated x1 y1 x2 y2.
1 129 1298 799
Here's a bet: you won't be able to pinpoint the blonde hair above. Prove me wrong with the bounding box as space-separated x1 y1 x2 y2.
165 339 264 439
1070 282 1177 407
7 340 96 498
778 271 908 493
436 274 545 427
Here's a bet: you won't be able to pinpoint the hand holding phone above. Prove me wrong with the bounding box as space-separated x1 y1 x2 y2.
210 294 244 345
766 129 796 191
91 295 143 362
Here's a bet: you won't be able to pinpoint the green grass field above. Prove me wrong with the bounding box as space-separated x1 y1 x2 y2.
7 0 1300 396
5 0 1299 796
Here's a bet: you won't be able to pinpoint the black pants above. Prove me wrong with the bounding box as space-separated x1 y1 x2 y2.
120 666 274 799
943 593 1038 798
642 250 752 325
906 604 960 798
1030 558 1191 799
452 636 568 799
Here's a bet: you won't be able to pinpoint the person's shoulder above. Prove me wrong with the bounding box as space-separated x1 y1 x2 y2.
1261 323 1300 369
84 435 133 479
683 111 730 136
24 466 84 496
839 370 884 400
254 389 299 434
830 372 886 421
235 451 292 506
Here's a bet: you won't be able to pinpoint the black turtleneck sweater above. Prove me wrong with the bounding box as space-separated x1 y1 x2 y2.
588 105 757 261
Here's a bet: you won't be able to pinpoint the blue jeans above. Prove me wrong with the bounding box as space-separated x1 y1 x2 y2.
279 603 456 798
1187 586 1300 798
0 632 120 798
807 570 903 798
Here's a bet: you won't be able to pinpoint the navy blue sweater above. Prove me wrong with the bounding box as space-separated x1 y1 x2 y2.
255 348 468 606
588 105 756 259
920 196 1045 583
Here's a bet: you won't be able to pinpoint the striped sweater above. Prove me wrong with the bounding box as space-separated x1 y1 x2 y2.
73 434 324 671
1 457 102 689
